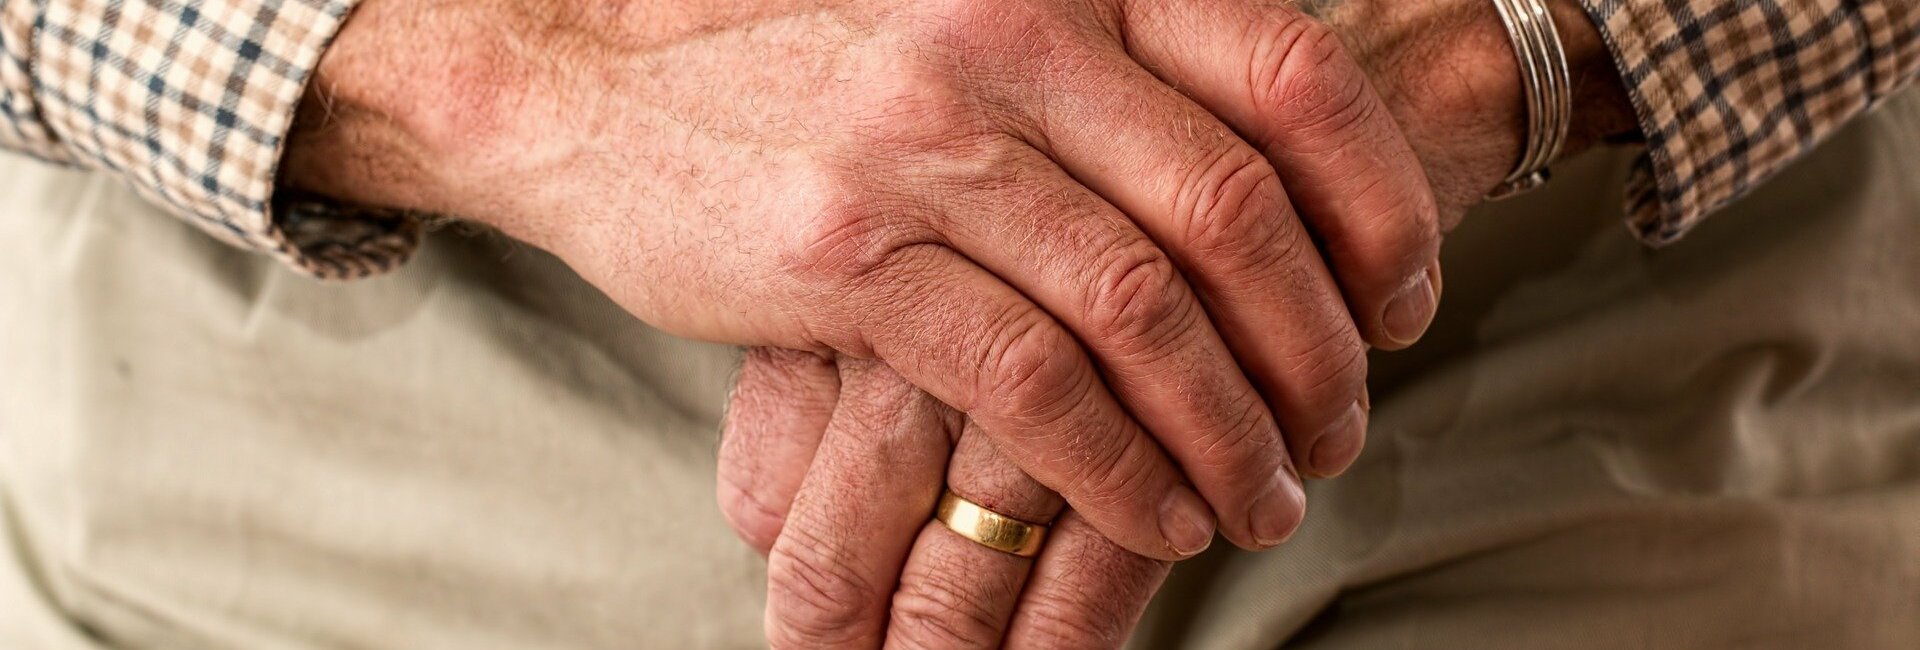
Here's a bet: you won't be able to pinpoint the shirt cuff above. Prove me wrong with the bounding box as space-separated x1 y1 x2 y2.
25 0 418 279
1578 0 1920 246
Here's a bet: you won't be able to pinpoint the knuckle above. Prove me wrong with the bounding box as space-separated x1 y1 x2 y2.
1359 180 1442 251
1250 19 1373 138
1306 171 1442 285
1081 243 1192 355
890 574 1006 647
1207 215 1315 306
919 133 1043 197
729 354 838 433
1193 402 1282 472
1013 591 1128 650
765 535 879 646
787 187 932 284
1060 432 1159 518
837 369 924 432
1281 326 1368 405
858 78 1009 163
1176 146 1292 266
1357 212 1443 294
1008 534 1164 650
979 316 1085 427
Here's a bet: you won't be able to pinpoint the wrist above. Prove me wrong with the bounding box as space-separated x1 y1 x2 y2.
280 0 551 237
1313 0 1635 212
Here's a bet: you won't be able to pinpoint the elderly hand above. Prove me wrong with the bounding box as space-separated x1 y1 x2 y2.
286 0 1451 562
718 0 1639 647
727 350 1173 648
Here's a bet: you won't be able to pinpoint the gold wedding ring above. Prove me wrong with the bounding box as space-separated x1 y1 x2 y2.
934 491 1048 558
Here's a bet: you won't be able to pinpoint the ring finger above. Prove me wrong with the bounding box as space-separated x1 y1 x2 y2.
886 423 1064 648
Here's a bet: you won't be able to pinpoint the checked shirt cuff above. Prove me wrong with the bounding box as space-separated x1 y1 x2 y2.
4 0 417 279
1579 0 1920 246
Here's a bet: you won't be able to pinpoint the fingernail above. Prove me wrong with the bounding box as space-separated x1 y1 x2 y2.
1383 267 1438 347
1249 471 1307 548
1159 485 1215 557
1306 400 1368 478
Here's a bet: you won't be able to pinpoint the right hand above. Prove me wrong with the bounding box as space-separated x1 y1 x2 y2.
284 0 1444 560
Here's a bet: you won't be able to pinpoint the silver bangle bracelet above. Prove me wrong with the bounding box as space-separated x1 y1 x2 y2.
1486 0 1573 200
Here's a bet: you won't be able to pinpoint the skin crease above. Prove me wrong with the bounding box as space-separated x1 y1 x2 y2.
287 0 1473 570
721 0 1639 648
282 0 1635 647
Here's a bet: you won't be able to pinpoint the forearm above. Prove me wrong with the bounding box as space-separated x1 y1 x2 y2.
281 0 802 249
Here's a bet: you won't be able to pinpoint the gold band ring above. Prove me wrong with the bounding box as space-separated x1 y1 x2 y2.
933 491 1049 558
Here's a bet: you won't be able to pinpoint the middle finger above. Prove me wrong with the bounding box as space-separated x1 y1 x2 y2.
764 361 959 649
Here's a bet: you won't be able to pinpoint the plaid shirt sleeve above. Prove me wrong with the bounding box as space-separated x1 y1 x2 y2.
0 0 416 279
1579 0 1920 245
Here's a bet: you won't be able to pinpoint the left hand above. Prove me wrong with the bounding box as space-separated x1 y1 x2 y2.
724 349 1172 648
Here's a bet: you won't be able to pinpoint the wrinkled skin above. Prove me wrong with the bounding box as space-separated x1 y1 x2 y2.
718 0 1637 647
291 0 1450 560
281 0 1633 646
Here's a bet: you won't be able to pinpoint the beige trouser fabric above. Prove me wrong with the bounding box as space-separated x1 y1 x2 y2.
4 89 1919 649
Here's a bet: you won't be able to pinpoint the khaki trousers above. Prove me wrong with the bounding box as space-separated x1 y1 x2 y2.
4 90 1918 649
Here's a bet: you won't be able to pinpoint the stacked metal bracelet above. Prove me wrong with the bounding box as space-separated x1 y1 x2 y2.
1486 0 1573 200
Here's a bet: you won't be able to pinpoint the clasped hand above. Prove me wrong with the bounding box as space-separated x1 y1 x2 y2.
282 0 1604 645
